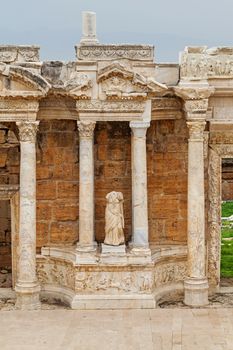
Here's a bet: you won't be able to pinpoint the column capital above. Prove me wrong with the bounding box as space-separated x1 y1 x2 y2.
77 121 96 138
16 121 39 142
187 120 206 141
184 99 209 119
130 121 150 138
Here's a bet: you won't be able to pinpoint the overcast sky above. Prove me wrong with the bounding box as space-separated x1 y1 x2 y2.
1 0 233 62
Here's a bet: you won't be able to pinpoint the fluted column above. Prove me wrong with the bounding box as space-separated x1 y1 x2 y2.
130 121 150 250
184 99 209 306
15 121 40 310
77 121 96 252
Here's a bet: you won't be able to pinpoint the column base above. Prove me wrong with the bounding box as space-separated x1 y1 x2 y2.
76 243 97 264
15 282 41 310
184 277 209 307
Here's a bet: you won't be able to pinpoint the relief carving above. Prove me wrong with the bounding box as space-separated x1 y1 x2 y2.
75 270 153 294
154 262 187 287
76 45 154 61
77 99 146 113
180 47 233 79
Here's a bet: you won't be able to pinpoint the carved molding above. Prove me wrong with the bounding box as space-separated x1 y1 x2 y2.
77 99 146 113
77 121 96 137
0 185 19 200
76 45 154 61
0 46 40 63
16 121 39 142
208 143 233 287
152 97 182 111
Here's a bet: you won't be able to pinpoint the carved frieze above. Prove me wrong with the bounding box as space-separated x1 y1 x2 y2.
37 260 75 290
76 45 154 61
154 262 187 287
75 270 153 294
180 46 233 80
77 99 146 113
0 46 40 63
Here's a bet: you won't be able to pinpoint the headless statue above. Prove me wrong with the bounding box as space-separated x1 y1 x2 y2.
104 191 125 246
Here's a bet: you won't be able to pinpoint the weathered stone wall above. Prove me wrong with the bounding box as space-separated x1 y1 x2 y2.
0 119 189 257
36 121 79 250
0 126 19 269
94 122 132 242
147 119 188 244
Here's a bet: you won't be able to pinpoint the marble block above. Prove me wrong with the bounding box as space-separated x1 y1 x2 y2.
100 244 127 264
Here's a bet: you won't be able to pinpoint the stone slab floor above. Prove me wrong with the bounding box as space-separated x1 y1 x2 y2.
0 308 233 350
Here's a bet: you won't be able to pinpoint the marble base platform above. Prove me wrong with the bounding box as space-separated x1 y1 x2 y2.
33 244 190 310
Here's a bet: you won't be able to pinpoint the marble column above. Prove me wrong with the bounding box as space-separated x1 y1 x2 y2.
130 121 150 250
184 119 209 306
77 121 96 252
15 121 41 310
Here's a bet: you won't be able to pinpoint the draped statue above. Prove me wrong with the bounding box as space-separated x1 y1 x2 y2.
104 191 125 246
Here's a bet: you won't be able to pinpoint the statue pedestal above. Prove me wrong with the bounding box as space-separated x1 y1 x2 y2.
100 244 127 264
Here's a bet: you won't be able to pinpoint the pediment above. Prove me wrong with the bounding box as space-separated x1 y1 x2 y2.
0 64 50 98
97 62 167 99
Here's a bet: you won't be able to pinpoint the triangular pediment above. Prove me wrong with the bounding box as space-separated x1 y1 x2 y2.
97 62 167 99
0 64 50 98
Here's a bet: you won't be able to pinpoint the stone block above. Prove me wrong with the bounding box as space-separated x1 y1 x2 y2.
37 181 57 200
36 165 52 180
36 222 49 247
52 203 78 221
50 222 78 243
37 203 52 221
0 153 7 167
57 182 78 199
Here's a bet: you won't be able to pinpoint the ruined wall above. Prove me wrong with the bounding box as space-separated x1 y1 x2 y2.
94 122 132 242
0 125 19 270
147 119 188 244
36 121 79 250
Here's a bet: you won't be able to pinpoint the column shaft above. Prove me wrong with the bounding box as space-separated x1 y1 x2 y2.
77 121 96 250
15 121 40 310
130 122 150 248
184 119 209 306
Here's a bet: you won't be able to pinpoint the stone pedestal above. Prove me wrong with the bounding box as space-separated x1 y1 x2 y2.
184 115 209 306
76 121 97 262
130 121 150 251
100 244 127 264
15 121 41 310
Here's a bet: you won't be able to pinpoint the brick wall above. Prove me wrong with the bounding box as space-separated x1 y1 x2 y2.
147 119 188 244
36 121 79 250
94 122 132 242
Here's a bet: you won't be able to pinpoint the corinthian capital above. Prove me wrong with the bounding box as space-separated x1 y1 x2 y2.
16 121 39 142
77 121 96 138
187 121 206 140
184 99 209 115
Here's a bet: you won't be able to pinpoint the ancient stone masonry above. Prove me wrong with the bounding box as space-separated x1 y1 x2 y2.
1 11 233 310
